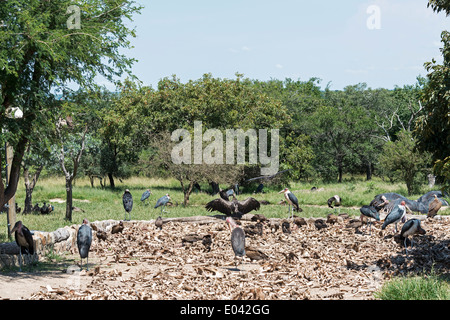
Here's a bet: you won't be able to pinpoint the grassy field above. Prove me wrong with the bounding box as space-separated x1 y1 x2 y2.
1 175 448 243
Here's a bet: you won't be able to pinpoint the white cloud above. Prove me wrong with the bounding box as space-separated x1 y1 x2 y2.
275 64 283 69
241 46 251 51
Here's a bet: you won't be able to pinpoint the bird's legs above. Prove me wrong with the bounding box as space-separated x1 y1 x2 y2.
18 252 23 272
404 238 408 255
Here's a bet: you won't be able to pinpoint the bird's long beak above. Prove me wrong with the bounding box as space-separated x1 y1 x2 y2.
405 205 412 214
278 190 284 194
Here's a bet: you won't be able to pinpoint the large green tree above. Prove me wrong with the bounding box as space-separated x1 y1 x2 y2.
0 0 142 208
414 0 450 192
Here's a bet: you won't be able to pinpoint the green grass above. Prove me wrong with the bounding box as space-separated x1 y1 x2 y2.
1 175 448 243
374 271 450 300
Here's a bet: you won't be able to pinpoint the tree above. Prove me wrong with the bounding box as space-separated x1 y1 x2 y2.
0 0 142 209
378 130 432 195
414 1 450 192
139 73 291 204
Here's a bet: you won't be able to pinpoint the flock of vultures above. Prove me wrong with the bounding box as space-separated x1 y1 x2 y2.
8 185 448 275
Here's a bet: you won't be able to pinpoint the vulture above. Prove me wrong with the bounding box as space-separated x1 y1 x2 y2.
245 246 268 261
111 221 124 234
205 197 260 218
122 189 133 221
77 218 92 270
244 222 263 237
281 221 291 234
11 221 34 271
427 194 442 218
155 216 163 230
399 219 426 254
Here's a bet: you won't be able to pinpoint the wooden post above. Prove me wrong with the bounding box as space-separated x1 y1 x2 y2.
6 142 16 240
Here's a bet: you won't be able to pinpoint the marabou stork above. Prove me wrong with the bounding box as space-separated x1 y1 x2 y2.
399 218 426 255
327 195 341 213
205 197 260 218
427 194 442 218
278 188 300 218
122 189 133 221
360 196 389 235
10 221 34 271
226 217 245 268
154 194 170 215
77 218 92 270
382 200 409 233
140 189 152 205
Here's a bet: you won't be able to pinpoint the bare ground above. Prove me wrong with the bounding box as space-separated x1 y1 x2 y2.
0 214 449 300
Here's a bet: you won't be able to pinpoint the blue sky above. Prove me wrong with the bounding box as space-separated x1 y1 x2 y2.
110 0 450 91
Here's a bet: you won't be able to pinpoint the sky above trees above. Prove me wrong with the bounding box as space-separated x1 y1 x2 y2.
105 0 450 91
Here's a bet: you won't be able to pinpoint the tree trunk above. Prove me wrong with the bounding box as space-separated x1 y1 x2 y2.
338 164 343 183
209 181 220 195
108 172 115 189
366 162 372 181
23 164 44 214
65 178 73 221
183 181 195 206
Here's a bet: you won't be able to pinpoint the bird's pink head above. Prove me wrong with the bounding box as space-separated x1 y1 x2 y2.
401 201 406 206
278 188 289 194
82 218 89 225
11 220 23 233
226 217 238 231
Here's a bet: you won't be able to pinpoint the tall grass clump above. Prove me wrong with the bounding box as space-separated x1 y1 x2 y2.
374 271 450 300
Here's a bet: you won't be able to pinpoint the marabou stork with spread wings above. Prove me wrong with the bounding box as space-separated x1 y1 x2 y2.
205 197 260 218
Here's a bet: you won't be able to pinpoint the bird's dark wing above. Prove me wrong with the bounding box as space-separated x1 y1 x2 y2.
205 198 233 215
141 190 150 201
360 205 379 220
154 196 169 208
22 225 35 255
287 193 299 207
123 193 133 212
77 225 92 258
400 219 415 237
219 190 229 201
231 227 245 257
382 205 403 229
237 197 260 214
327 197 335 208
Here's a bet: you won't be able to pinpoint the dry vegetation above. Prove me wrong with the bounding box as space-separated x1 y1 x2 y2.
27 214 450 300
